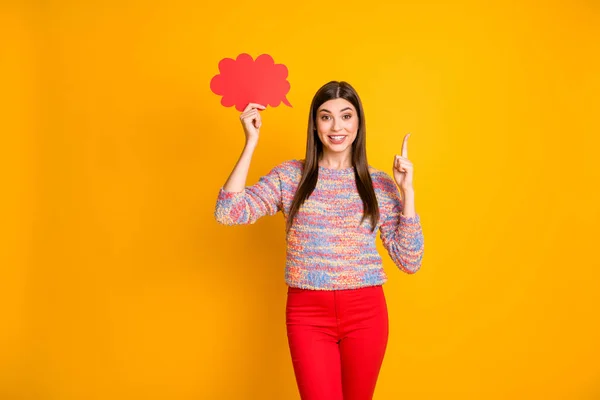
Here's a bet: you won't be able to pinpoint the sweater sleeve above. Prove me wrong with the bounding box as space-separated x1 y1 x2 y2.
378 175 424 274
214 163 284 225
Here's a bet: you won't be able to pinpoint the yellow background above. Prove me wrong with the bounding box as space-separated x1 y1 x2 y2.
2 0 599 399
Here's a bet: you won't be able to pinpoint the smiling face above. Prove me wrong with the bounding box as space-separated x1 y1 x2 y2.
315 98 359 156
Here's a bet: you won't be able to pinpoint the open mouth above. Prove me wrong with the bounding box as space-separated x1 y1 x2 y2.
328 135 347 144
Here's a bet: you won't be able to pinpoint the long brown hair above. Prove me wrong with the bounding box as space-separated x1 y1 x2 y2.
286 81 379 233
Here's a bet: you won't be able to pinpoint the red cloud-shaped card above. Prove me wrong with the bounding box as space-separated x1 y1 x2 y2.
210 53 292 111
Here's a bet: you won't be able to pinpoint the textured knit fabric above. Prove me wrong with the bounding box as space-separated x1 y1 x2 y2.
214 159 424 290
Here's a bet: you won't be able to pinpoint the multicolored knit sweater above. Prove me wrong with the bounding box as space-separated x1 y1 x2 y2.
215 159 424 290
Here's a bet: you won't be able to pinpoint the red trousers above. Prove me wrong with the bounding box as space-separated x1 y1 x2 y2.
286 285 389 400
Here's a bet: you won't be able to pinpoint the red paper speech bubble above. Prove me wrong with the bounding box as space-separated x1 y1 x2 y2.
210 53 292 111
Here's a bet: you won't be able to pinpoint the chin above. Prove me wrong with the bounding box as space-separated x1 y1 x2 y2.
327 145 351 153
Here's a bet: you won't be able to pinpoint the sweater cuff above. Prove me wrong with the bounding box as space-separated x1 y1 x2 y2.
400 213 421 226
218 187 245 200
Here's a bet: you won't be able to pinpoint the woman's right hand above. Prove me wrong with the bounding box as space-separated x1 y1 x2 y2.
240 103 266 145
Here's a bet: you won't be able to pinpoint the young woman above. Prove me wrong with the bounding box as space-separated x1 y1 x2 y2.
214 81 424 400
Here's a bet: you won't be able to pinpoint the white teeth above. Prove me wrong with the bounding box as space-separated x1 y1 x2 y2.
330 136 345 140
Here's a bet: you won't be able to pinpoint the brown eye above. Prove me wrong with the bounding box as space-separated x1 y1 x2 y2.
321 115 331 121
343 114 352 120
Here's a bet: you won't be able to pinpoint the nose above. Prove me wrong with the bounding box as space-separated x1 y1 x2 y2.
333 118 343 132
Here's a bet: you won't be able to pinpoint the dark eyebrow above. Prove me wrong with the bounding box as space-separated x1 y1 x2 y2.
319 107 353 113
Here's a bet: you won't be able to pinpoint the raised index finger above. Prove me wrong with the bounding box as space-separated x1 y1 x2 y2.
401 133 410 158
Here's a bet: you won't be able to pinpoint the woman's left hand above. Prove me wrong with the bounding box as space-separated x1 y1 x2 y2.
393 133 414 192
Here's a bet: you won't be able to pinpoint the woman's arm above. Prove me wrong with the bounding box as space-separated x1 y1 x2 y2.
222 141 258 193
379 177 424 274
222 103 265 192
382 132 423 272
214 162 285 226
214 103 285 225
400 188 416 218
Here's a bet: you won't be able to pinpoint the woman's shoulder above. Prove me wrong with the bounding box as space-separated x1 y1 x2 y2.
369 166 398 193
368 165 388 179
275 158 304 171
270 159 304 180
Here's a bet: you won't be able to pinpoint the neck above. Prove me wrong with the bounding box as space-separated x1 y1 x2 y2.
318 151 353 169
